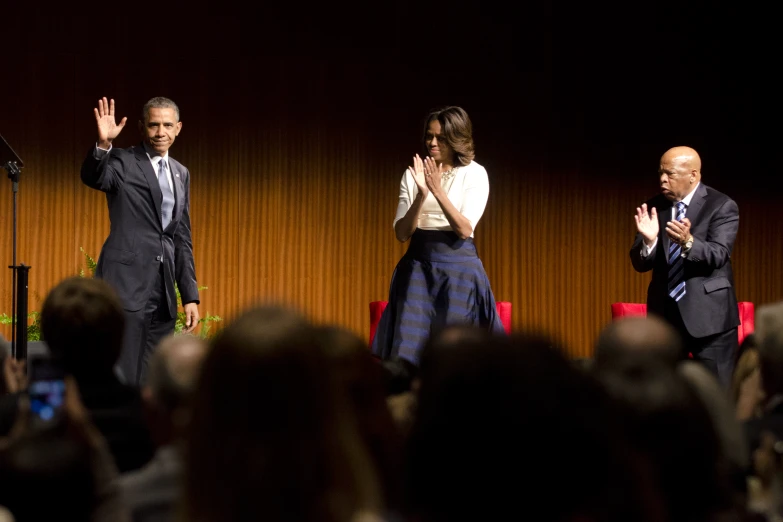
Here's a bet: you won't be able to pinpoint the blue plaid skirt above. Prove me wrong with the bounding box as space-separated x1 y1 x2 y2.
371 229 505 365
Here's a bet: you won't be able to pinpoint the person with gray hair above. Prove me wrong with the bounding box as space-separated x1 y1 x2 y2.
678 359 750 512
745 301 783 456
119 333 207 522
81 96 201 386
144 333 207 419
757 301 783 391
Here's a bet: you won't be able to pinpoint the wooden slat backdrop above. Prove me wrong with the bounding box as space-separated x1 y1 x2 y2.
0 15 777 358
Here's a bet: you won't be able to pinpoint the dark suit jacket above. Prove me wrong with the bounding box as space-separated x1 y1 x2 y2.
630 183 740 338
81 144 199 316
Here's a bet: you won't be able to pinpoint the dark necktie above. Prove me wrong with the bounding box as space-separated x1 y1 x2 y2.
668 201 687 301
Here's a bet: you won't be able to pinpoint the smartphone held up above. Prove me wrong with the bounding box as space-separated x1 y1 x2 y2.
27 357 66 424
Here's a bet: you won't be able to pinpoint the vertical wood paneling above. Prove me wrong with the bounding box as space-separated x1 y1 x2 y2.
0 49 778 358
0 55 79 340
172 58 242 335
72 57 128 287
732 195 782 311
236 57 285 313
19 58 77 315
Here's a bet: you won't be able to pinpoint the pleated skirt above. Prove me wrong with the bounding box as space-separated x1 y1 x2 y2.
371 229 505 365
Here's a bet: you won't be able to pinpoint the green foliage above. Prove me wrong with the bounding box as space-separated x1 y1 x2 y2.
78 246 98 277
2 248 221 341
0 311 42 341
174 285 222 339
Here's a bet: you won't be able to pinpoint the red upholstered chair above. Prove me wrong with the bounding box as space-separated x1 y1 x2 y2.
496 302 512 335
369 301 512 345
369 301 389 346
610 302 648 320
737 302 756 346
610 302 755 345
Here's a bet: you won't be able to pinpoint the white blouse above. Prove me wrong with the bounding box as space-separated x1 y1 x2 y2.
392 160 490 238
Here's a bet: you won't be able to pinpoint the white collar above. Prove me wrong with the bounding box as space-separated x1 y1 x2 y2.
679 182 700 207
142 143 168 167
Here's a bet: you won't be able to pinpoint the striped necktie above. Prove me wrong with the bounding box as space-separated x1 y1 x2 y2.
668 201 687 302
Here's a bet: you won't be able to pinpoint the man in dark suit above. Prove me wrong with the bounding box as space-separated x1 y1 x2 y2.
630 146 740 386
81 97 199 385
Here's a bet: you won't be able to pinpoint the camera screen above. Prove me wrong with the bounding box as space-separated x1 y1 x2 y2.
29 379 66 421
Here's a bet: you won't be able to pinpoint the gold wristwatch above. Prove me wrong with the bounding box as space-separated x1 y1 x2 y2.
683 236 694 251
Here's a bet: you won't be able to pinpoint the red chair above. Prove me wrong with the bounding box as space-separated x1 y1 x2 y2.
610 302 755 345
369 301 512 345
369 301 389 346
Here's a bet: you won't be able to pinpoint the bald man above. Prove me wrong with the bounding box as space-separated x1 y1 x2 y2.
594 315 683 369
630 146 740 386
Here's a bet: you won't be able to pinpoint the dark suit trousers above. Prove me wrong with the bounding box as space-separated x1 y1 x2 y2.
664 302 737 387
118 264 176 386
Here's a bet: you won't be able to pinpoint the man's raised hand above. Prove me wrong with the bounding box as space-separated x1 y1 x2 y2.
94 97 127 149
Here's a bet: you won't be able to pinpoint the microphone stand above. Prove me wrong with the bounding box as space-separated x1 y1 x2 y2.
1 133 29 360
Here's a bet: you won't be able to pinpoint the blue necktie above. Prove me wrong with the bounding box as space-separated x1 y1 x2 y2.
158 159 174 229
668 202 687 302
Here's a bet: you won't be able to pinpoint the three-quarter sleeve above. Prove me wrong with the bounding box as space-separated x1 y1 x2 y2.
459 165 490 231
393 169 414 229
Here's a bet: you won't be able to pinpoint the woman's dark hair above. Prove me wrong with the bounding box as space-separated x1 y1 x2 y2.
314 325 404 512
406 333 656 521
735 332 757 368
598 356 735 521
40 277 124 378
181 306 380 522
423 106 475 166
